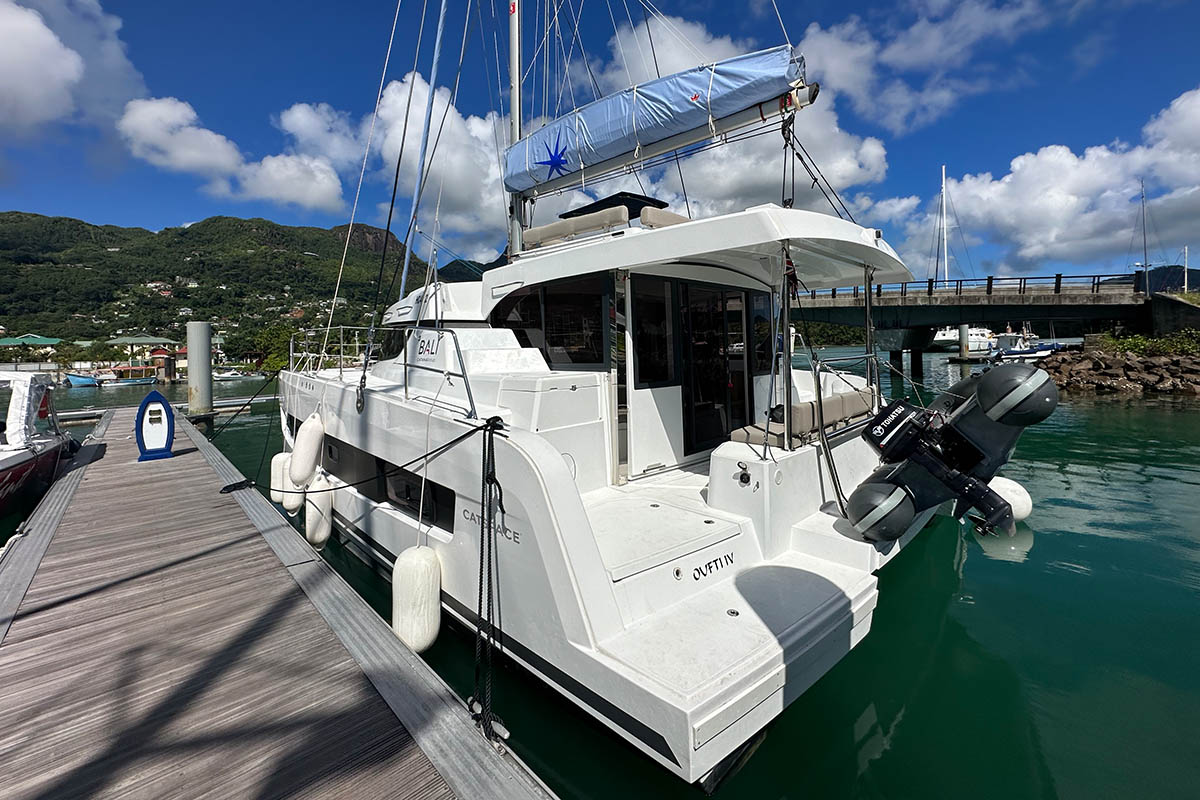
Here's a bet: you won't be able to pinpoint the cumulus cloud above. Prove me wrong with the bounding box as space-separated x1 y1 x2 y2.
8 0 146 129
117 97 345 213
880 87 1200 272
0 0 84 133
276 102 365 172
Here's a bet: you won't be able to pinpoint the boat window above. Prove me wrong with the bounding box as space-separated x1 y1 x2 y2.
489 275 607 369
374 459 455 529
491 286 544 350
378 327 406 361
749 291 773 375
543 275 606 367
632 276 676 386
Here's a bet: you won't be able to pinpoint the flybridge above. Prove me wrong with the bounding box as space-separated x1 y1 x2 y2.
503 44 817 196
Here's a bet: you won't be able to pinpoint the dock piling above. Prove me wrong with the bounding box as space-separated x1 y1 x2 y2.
187 321 213 418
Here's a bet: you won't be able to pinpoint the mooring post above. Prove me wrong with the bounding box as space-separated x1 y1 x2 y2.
187 321 213 417
958 324 970 360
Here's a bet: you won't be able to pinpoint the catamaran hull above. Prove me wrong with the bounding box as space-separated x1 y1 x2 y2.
279 369 938 783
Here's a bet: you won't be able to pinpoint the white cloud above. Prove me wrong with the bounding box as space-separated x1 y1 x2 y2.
13 0 146 126
881 86 1200 271
238 154 344 213
594 15 753 93
118 97 243 176
0 0 84 133
277 102 365 172
879 0 1043 72
117 97 345 213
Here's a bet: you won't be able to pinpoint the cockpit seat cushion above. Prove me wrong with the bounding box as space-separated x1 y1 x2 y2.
730 389 875 447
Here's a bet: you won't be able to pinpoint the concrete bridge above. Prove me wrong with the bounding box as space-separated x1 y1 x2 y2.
794 273 1148 331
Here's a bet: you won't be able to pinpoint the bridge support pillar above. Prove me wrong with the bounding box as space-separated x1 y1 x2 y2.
889 350 904 382
909 350 925 382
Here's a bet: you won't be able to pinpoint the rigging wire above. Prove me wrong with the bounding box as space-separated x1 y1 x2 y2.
768 0 792 45
562 0 602 99
945 185 978 279
792 133 855 222
316 0 406 375
360 0 431 403
640 4 692 217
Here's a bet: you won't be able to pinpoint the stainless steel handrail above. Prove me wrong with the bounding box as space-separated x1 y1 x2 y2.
806 352 879 518
289 325 478 420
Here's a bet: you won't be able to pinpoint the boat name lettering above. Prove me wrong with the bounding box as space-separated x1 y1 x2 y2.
693 552 734 581
461 508 522 544
415 334 440 361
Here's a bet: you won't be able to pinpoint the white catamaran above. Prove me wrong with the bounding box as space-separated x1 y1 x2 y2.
276 2 1057 787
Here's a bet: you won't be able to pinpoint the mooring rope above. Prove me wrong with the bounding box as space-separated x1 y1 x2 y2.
471 415 506 740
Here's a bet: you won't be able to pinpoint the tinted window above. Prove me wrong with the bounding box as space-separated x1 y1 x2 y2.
543 276 606 366
491 287 544 349
379 327 406 361
632 277 675 385
749 291 774 375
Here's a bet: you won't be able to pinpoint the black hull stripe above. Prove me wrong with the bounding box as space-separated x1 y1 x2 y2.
329 510 681 767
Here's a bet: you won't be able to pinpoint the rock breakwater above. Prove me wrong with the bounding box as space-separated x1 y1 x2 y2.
1039 350 1200 394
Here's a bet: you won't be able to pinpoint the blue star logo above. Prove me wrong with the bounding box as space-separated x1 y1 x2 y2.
536 132 570 179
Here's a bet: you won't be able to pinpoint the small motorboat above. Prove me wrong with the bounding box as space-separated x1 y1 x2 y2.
65 372 99 387
930 326 996 354
114 376 159 386
993 332 1062 363
0 371 77 519
213 369 252 381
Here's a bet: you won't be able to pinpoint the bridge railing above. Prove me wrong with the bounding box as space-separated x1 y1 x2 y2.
799 272 1141 300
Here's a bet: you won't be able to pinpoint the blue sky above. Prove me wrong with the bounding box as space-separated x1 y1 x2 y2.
2 0 1199 276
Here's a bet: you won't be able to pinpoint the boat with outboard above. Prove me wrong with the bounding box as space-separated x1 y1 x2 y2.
0 371 76 519
273 5 1058 788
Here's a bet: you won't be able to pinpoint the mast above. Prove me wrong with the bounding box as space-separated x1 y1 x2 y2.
508 0 524 254
1186 244 1189 293
1141 178 1151 295
941 164 949 287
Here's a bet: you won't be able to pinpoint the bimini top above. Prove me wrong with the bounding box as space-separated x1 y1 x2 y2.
504 44 804 194
478 205 911 315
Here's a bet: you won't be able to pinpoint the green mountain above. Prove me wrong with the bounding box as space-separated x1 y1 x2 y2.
0 211 428 343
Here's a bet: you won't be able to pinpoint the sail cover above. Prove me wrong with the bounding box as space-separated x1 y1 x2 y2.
504 44 804 193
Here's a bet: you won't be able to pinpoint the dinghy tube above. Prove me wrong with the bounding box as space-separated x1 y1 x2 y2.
281 455 304 515
289 412 324 487
269 452 289 504
392 546 441 653
304 473 333 549
848 362 1057 542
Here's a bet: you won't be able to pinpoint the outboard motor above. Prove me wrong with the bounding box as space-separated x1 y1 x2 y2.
847 363 1057 543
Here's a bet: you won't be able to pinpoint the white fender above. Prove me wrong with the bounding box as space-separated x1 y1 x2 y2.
281 455 304 515
269 452 289 503
289 412 324 487
391 545 442 653
989 475 1032 522
304 473 333 550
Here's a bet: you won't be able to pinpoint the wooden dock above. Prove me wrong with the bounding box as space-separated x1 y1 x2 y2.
0 408 552 800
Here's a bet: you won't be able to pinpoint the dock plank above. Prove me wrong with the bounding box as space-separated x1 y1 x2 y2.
0 408 462 800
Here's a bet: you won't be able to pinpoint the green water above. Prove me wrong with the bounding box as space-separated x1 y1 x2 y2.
7 360 1200 797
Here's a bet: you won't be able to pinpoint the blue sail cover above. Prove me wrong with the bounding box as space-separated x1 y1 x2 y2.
503 44 802 193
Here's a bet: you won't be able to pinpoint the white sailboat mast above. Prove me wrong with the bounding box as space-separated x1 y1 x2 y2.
508 0 524 253
942 164 949 286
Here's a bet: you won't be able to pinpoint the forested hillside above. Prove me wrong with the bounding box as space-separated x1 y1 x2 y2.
0 211 429 343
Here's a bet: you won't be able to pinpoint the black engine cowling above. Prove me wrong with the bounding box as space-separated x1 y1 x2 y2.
847 363 1058 543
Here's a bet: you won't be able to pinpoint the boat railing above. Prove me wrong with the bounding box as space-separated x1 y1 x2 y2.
289 325 478 420
806 352 880 518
